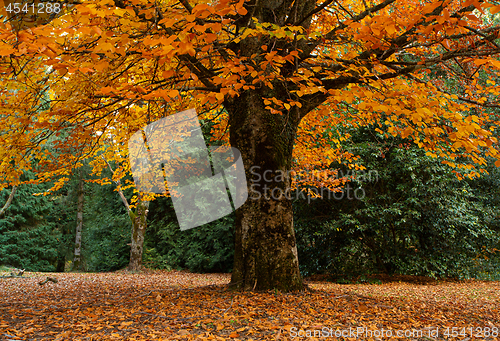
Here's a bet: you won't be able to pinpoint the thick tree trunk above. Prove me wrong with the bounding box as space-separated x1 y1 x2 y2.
127 199 150 272
72 172 84 271
225 89 304 291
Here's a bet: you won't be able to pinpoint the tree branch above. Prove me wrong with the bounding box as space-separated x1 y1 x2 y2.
403 72 500 108
102 156 130 211
294 0 335 26
112 0 218 91
178 0 193 13
298 0 396 61
0 186 17 217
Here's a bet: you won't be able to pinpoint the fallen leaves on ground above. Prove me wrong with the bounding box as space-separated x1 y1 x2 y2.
0 270 499 340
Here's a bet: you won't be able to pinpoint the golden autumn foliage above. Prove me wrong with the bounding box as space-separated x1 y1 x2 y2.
0 0 498 188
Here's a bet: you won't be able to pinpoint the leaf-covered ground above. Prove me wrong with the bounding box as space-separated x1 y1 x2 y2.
0 270 499 340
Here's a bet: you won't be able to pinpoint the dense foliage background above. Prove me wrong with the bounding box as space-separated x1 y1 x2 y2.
295 127 500 281
1 130 499 280
0 173 74 272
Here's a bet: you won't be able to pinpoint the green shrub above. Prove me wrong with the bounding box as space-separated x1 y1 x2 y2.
0 178 66 272
80 181 131 272
146 196 234 273
294 128 500 279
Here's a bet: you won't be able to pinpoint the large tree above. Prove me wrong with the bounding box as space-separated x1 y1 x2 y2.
1 0 500 291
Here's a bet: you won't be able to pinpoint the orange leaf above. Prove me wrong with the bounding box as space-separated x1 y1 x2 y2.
490 5 500 14
473 59 489 66
216 93 225 101
236 5 248 15
0 47 15 56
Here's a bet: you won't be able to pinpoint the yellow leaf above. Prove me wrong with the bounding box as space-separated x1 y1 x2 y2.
92 26 103 36
385 24 396 35
94 61 109 72
79 67 94 73
401 127 413 138
421 2 441 14
193 4 210 13
205 33 217 43
490 60 500 68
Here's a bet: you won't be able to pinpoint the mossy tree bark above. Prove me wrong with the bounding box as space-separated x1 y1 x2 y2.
220 0 318 292
225 88 303 292
127 199 150 272
72 170 84 271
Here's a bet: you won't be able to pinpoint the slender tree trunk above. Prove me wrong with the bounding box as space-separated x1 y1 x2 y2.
72 171 84 271
225 89 304 291
102 155 150 272
0 186 17 217
127 199 150 272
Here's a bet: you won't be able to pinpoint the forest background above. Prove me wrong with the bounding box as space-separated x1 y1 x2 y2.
2 122 500 282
